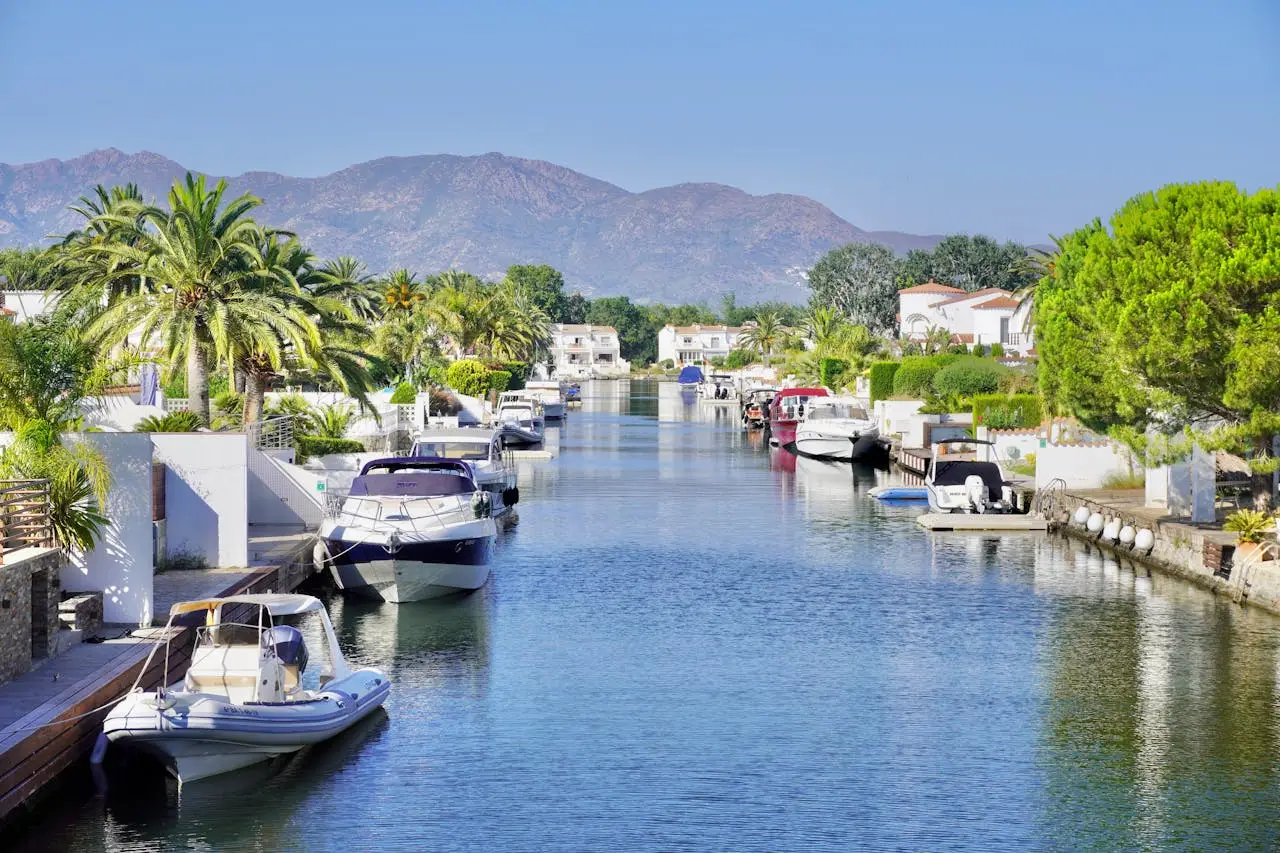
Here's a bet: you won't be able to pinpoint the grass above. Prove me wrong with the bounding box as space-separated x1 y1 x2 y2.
1102 470 1146 490
1008 460 1036 477
156 550 210 573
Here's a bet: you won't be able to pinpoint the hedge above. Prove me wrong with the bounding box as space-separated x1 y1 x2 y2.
869 361 899 404
488 370 512 393
296 435 365 463
892 356 944 398
972 393 1043 430
819 357 849 390
444 359 492 397
933 356 1005 397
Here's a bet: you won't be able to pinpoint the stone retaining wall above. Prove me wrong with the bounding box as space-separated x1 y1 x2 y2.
0 549 63 684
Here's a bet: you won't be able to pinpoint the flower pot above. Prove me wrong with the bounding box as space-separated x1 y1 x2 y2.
1236 541 1273 563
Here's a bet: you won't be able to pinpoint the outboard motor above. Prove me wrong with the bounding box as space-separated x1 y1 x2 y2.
965 475 988 514
264 625 309 674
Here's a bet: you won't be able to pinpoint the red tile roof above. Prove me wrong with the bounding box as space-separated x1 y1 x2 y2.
899 279 964 295
950 332 976 344
974 296 1021 310
929 287 1005 307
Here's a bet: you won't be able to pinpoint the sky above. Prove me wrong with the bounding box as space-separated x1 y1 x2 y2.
0 0 1276 243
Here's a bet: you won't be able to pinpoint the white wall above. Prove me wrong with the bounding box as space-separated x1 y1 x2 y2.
1035 441 1136 491
972 309 1008 346
81 398 167 432
248 449 326 528
151 433 249 567
874 399 924 442
979 428 1041 465
2 290 58 323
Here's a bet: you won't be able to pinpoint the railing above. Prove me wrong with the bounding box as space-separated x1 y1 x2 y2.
164 397 190 412
246 415 296 450
1003 333 1030 347
0 479 54 562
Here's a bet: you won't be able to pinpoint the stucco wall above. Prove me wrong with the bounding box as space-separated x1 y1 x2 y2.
1035 441 1136 491
151 433 249 568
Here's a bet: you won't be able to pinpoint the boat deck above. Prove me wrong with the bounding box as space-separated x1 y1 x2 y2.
916 513 1048 531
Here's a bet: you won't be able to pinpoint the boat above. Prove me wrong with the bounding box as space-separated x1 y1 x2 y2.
100 594 389 785
564 383 582 407
924 438 1019 514
791 397 880 461
317 457 498 602
767 387 829 447
698 373 737 401
676 365 704 388
410 427 518 517
740 387 777 429
868 485 929 502
495 392 544 445
524 380 566 419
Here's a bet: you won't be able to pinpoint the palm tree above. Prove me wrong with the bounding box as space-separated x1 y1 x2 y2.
310 256 382 322
56 183 149 303
805 306 845 349
740 311 785 366
382 268 426 312
920 325 953 355
1013 234 1066 333
477 284 551 361
74 173 273 424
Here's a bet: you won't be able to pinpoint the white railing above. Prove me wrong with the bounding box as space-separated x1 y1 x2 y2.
246 415 296 450
164 397 190 412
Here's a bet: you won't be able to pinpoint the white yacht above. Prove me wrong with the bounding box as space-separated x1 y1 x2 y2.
317 457 497 602
524 380 566 419
792 397 880 461
925 439 1019 514
495 392 544 445
698 373 737 401
100 594 389 785
411 427 519 516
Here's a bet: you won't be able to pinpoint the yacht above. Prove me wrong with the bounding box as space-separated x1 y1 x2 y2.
100 594 389 784
767 387 829 447
495 392 544 445
524 380 566 419
698 373 737 401
317 457 497 602
792 397 880 461
925 439 1019 514
411 427 518 516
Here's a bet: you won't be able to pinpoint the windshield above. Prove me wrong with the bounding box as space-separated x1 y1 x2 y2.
413 441 490 460
810 404 869 420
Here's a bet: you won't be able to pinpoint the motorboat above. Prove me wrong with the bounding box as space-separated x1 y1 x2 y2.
767 387 829 447
411 427 519 517
100 594 389 785
698 373 737 401
495 392 544 445
740 387 777 429
524 380 566 419
791 397 880 461
868 485 929 502
564 383 582 407
676 365 704 388
925 438 1019 514
316 457 498 602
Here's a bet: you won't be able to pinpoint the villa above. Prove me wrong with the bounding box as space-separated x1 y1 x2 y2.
657 324 745 366
549 324 631 377
897 281 1034 354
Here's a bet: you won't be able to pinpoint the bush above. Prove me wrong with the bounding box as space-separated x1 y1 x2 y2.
135 410 204 432
445 360 491 397
972 394 1044 430
901 342 922 356
932 357 1005 398
990 343 1004 358
819 357 849 390
723 350 753 370
1225 509 1276 543
947 344 969 355
488 370 512 393
389 382 418 404
971 343 987 357
1102 470 1146 490
660 358 675 370
892 356 944 398
296 435 366 463
869 361 899 404
501 362 530 391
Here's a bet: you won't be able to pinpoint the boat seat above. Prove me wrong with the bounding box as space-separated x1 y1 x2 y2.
282 664 301 695
185 644 266 703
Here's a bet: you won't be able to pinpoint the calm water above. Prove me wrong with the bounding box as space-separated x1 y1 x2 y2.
14 380 1280 852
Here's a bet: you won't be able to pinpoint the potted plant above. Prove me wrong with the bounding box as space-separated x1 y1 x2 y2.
1225 509 1276 562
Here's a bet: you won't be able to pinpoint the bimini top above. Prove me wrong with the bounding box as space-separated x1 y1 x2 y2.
677 366 704 384
776 387 829 399
353 457 477 497
170 593 324 618
412 427 499 445
358 457 473 476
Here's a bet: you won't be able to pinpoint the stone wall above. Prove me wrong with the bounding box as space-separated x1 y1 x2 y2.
0 548 64 684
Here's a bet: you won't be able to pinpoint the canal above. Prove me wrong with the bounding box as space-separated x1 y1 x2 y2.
13 380 1280 851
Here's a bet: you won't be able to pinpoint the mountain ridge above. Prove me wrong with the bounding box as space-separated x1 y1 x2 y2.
0 148 944 303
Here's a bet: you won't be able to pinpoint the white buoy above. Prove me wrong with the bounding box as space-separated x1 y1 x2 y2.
1134 528 1155 553
1073 506 1091 525
1086 512 1104 533
1119 525 1137 546
1102 518 1121 541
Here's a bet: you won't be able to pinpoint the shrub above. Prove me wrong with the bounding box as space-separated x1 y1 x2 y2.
947 343 969 355
309 403 355 439
972 394 1043 430
819 357 849 390
892 356 944 398
212 391 243 420
660 358 675 370
488 370 512 393
990 343 1004 358
869 361 899 404
296 435 366 463
389 382 418 404
445 360 491 397
135 410 204 432
1101 470 1146 490
998 366 1035 394
723 350 753 370
933 357 1005 398
156 550 210 573
901 341 922 356
971 343 987 357
1225 509 1276 544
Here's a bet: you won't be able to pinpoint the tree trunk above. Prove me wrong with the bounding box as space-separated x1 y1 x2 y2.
187 329 211 426
233 363 247 394
1252 433 1275 512
243 371 265 425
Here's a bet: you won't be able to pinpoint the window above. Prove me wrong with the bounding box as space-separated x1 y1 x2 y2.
682 337 694 345
710 337 720 348
596 353 613 363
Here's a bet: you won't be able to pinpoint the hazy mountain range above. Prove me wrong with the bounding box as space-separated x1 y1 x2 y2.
0 148 943 304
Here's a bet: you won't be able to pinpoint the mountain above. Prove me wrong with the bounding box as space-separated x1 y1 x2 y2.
0 148 942 304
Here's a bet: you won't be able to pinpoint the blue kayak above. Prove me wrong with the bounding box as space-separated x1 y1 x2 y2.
868 485 928 502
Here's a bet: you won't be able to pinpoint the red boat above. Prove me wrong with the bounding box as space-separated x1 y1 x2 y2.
767 387 829 446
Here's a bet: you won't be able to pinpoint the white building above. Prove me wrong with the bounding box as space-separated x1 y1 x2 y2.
657 324 745 365
0 290 58 322
549 324 630 377
897 281 1034 354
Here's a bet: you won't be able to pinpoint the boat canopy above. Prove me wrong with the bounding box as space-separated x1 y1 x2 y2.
358 457 473 476
352 457 478 496
170 593 325 618
777 387 828 399
677 366 704 384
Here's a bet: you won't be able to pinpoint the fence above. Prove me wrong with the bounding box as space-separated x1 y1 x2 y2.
0 479 54 563
164 397 190 413
245 415 296 451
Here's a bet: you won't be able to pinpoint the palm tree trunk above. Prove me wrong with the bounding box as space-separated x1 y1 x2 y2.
1252 434 1275 512
243 371 265 425
187 329 211 425
233 362 247 394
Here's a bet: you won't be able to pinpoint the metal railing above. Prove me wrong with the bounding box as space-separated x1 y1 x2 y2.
0 479 54 562
164 397 190 412
246 415 296 450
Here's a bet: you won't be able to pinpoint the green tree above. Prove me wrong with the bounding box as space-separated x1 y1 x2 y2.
739 311 785 366
807 242 899 334
310 256 382 322
897 234 1036 293
504 264 566 321
561 291 590 324
586 296 654 364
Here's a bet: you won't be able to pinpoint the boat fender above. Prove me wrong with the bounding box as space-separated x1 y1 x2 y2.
312 540 331 571
502 486 520 506
90 732 109 765
472 491 492 519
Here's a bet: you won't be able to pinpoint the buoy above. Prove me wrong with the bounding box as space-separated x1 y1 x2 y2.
1073 506 1091 525
1102 518 1121 541
1134 528 1155 553
1119 525 1136 546
1086 512 1104 533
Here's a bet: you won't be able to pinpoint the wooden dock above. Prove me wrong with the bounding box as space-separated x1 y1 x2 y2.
916 513 1048 531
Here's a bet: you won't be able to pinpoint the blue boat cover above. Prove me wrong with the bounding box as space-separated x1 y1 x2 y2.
677 366 704 384
264 625 309 671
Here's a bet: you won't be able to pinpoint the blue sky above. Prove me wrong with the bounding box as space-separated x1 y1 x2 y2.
0 0 1276 242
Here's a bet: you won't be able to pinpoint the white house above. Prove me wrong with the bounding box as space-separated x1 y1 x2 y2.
897 280 1034 354
0 290 58 322
549 324 630 377
658 324 745 365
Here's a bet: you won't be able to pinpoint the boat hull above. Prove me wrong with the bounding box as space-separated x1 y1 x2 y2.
541 402 566 419
322 531 495 603
499 425 542 446
793 429 880 461
103 669 389 784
